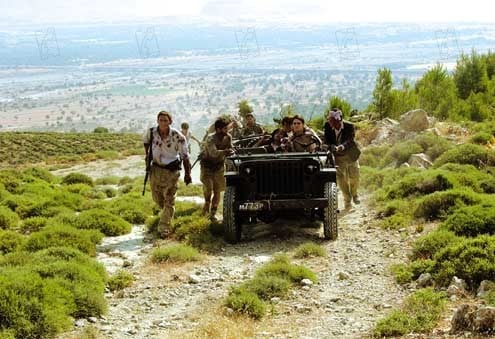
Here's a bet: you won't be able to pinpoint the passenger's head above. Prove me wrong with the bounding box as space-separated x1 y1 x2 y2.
328 108 342 129
281 116 293 133
271 128 287 144
245 113 256 127
214 117 230 136
291 115 305 134
180 122 189 130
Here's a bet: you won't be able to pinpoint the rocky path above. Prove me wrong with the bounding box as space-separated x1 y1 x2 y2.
60 195 414 339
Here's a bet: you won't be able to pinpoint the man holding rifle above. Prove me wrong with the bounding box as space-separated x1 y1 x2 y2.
143 111 192 239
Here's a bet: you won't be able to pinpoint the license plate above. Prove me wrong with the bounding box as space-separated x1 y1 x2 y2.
238 202 264 211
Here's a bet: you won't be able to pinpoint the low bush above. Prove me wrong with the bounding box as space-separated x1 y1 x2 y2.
241 276 291 299
442 205 495 237
470 131 493 145
414 132 453 161
224 288 266 319
385 171 454 199
0 205 19 229
22 167 55 183
95 176 120 185
24 225 103 256
380 213 411 230
76 209 131 236
107 270 135 291
61 172 94 186
150 243 201 263
293 242 326 258
384 141 423 167
433 143 495 168
411 229 460 260
373 288 447 337
95 150 119 160
177 182 203 196
255 254 318 284
413 189 481 220
0 230 26 254
432 235 495 288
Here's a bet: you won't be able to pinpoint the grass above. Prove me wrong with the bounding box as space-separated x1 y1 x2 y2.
107 270 135 291
293 242 326 258
224 254 317 319
150 244 202 263
373 288 447 337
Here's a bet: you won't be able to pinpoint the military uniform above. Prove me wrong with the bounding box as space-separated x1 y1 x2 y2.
200 132 233 216
324 121 360 208
288 129 321 152
240 124 264 137
143 127 189 237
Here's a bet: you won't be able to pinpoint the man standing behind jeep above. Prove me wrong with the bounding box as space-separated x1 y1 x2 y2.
324 109 361 210
143 111 192 238
200 118 234 220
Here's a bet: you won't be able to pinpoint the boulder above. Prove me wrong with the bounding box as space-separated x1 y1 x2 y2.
399 109 429 132
477 280 495 298
451 304 495 333
408 153 433 169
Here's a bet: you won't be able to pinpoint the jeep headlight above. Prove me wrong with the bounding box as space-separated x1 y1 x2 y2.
243 166 253 175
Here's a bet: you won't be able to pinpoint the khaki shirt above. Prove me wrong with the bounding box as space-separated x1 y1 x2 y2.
201 132 233 163
289 129 321 152
143 127 189 165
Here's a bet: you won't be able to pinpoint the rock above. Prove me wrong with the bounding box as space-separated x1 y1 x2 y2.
416 273 433 288
270 297 281 304
75 319 87 327
450 276 468 291
88 317 98 323
188 274 201 284
447 285 464 298
477 280 494 298
399 109 429 132
302 285 311 291
451 304 495 333
301 278 314 286
473 306 495 332
408 153 433 169
338 272 349 280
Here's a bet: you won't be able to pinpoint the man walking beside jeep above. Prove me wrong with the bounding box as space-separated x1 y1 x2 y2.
143 111 192 238
324 108 361 210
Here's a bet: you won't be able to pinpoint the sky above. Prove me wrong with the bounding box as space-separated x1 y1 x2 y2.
1 0 494 25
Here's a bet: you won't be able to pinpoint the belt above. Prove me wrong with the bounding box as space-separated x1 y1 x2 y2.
152 160 181 171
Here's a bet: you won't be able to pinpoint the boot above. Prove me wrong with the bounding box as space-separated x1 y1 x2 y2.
209 206 218 222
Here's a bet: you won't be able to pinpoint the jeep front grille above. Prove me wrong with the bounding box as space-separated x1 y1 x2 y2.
254 161 303 195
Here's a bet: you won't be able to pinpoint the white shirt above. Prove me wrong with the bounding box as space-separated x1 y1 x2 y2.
143 127 189 165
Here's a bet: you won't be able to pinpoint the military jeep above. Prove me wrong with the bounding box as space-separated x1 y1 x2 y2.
223 149 338 243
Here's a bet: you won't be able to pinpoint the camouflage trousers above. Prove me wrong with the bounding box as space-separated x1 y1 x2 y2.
335 154 360 205
150 166 180 237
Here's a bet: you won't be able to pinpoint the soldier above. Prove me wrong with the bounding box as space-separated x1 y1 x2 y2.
324 109 361 210
240 113 264 137
143 111 192 238
287 115 321 152
200 118 234 220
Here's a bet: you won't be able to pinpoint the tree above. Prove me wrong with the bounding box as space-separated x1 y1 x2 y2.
325 96 353 118
389 79 418 119
454 50 489 100
372 68 393 118
415 64 457 120
237 100 253 120
93 127 109 133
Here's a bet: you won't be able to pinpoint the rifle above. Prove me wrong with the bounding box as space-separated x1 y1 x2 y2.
191 152 202 169
142 128 153 196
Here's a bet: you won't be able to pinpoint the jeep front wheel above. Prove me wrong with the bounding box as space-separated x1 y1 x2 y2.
223 186 242 243
323 182 338 240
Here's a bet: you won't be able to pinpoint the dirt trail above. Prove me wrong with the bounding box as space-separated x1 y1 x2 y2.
53 158 414 338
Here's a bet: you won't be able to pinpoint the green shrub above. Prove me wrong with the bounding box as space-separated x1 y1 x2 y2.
107 270 135 291
95 150 119 160
61 172 94 186
376 199 411 217
76 209 131 236
480 178 495 193
107 195 150 224
414 132 453 161
0 205 19 229
442 205 495 237
408 259 436 280
373 288 446 337
0 230 26 254
95 176 120 185
118 176 134 185
433 235 495 288
293 242 326 258
384 141 423 167
150 244 201 263
64 183 93 196
145 215 159 234
381 213 411 230
22 167 55 183
241 276 291 300
20 216 48 234
177 182 203 196
414 189 481 220
433 143 495 168
0 268 74 338
24 225 103 256
391 263 414 284
484 290 495 306
174 201 202 217
360 145 390 168
470 131 493 145
255 255 318 284
225 288 266 319
411 229 461 260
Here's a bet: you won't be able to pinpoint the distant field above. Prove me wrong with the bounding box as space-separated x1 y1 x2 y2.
0 132 143 167
93 85 171 96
